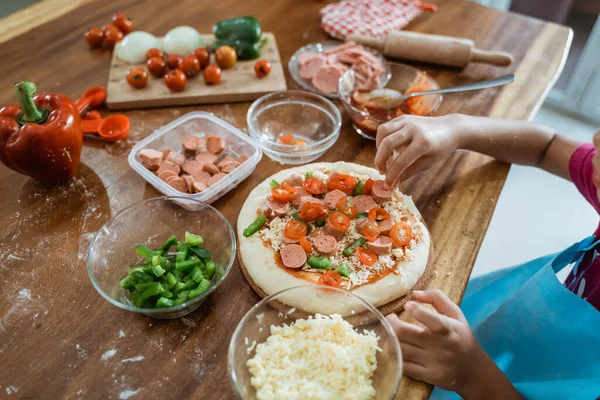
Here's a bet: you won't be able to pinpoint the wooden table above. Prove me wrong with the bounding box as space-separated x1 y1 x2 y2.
0 0 570 398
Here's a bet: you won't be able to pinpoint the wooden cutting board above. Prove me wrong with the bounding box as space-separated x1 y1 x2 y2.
106 32 286 110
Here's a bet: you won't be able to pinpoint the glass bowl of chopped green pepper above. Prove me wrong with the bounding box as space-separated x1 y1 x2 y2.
87 196 235 319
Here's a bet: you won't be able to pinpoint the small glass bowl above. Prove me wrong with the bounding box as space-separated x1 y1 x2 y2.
228 285 402 399
339 63 442 140
288 41 391 99
247 91 341 165
87 196 235 319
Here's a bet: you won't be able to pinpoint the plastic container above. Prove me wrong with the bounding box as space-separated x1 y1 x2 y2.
228 285 402 399
247 91 341 165
129 112 262 204
87 196 235 319
288 41 391 99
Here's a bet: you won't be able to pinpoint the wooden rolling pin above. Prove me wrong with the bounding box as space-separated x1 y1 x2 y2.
346 31 514 68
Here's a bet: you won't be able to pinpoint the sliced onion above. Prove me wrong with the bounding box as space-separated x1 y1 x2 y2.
116 31 159 64
164 26 205 56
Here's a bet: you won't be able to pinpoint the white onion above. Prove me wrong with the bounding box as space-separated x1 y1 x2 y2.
163 26 205 56
116 31 159 64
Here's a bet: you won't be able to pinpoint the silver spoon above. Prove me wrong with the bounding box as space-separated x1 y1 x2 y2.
353 73 515 110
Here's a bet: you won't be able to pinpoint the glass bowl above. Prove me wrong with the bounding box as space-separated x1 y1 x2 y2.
288 41 391 99
339 63 442 140
247 91 342 165
87 196 235 319
228 285 402 399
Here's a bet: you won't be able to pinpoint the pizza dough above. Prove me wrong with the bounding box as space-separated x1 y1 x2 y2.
237 162 430 314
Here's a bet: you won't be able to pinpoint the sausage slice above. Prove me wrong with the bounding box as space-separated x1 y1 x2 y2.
324 218 345 241
261 197 290 217
367 236 393 255
282 235 300 244
158 170 179 183
299 196 325 210
324 189 346 210
181 174 195 193
202 163 220 175
371 180 393 202
280 244 307 269
166 151 185 166
183 136 202 152
220 161 240 174
168 177 187 193
139 149 164 170
353 195 377 213
206 136 225 154
207 172 227 186
156 160 181 176
282 173 304 187
193 182 208 193
313 234 337 256
377 218 393 236
196 152 218 164
292 186 311 207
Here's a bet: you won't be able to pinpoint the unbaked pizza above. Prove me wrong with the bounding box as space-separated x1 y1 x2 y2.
237 162 430 308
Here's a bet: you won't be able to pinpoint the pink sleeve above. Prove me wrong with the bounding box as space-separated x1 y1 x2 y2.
569 143 600 213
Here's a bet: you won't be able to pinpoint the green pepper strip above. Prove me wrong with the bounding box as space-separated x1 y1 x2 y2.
189 279 211 299
165 273 178 288
356 212 368 219
305 172 313 178
315 219 326 227
352 181 365 196
243 214 267 237
335 263 351 277
204 261 216 280
269 179 280 188
343 238 366 257
185 232 204 247
135 245 155 261
307 256 331 270
156 297 174 308
160 235 178 253
176 258 202 272
189 246 211 261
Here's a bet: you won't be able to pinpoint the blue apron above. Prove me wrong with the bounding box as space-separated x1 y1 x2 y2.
431 235 600 400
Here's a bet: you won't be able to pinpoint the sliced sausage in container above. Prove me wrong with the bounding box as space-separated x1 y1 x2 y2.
195 151 218 165
139 149 163 170
206 135 225 154
208 172 227 186
202 163 220 175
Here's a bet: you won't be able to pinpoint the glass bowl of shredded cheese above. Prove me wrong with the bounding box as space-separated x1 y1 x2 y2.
228 285 402 399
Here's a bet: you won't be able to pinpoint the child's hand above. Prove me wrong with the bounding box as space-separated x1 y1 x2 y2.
375 114 465 186
386 290 520 399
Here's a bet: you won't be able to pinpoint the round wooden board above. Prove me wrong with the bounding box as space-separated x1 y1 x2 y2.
237 239 435 316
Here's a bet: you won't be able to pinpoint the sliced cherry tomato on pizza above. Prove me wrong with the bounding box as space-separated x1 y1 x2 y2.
368 207 391 223
298 202 330 221
327 174 357 195
284 219 307 239
328 211 350 233
335 196 358 219
299 237 313 254
390 222 413 247
356 247 378 266
363 178 375 195
303 177 327 195
359 220 380 242
271 185 296 202
318 270 342 287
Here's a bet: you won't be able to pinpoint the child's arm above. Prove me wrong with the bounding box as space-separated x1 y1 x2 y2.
375 114 583 187
387 290 523 399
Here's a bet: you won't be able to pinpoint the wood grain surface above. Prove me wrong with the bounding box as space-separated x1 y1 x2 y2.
106 33 287 109
0 0 571 399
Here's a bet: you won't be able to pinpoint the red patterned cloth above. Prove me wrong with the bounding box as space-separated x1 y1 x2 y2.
321 0 437 40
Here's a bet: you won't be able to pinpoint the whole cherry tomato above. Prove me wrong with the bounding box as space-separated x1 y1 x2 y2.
178 55 201 78
127 67 148 89
103 24 124 49
112 13 134 35
164 69 187 92
167 54 181 69
215 46 237 69
146 48 164 61
85 27 104 48
254 60 271 78
194 48 210 69
203 65 222 85
146 56 167 78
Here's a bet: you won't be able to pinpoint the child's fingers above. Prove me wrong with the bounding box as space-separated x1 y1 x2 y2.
398 155 436 182
376 117 409 148
412 289 463 320
385 142 424 187
374 128 411 173
405 301 450 335
385 314 428 347
403 361 428 382
400 341 426 363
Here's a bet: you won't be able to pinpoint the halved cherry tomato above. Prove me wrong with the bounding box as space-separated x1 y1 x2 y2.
146 56 167 77
112 13 134 35
368 207 391 223
164 69 186 92
279 133 294 144
318 271 342 287
390 222 413 247
328 211 350 233
271 185 296 202
194 48 210 69
357 247 378 266
85 27 104 48
284 219 307 239
303 177 326 195
254 60 271 78
298 202 329 221
335 196 358 219
299 237 313 254
146 48 163 60
359 220 380 242
327 174 357 195
126 67 148 88
363 178 375 195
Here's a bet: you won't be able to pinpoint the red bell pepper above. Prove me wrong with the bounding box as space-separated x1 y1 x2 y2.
0 81 83 183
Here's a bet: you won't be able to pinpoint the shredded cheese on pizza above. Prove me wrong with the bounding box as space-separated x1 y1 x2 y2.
246 314 379 400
